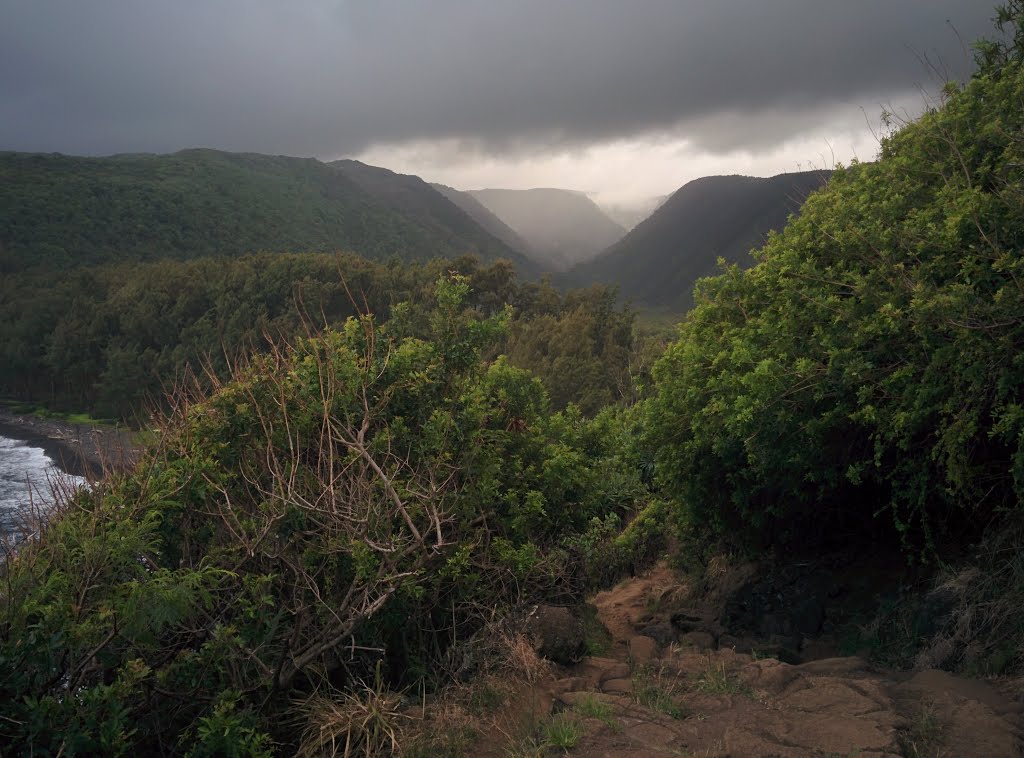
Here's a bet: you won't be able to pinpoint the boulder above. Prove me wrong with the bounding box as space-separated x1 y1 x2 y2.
525 605 585 665
601 677 634 694
627 635 659 665
680 631 716 650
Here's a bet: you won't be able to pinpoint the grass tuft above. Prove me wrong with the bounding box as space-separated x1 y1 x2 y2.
572 694 622 732
296 665 406 758
631 665 686 719
897 704 945 758
542 712 585 750
695 659 752 698
580 605 613 657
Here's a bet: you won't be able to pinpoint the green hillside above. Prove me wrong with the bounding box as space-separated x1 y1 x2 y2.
430 182 534 257
0 149 528 272
329 160 535 272
0 253 633 419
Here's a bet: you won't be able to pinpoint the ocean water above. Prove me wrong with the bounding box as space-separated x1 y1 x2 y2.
0 435 86 537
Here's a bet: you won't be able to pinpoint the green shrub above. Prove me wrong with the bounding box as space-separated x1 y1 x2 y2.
647 9 1024 556
0 275 644 754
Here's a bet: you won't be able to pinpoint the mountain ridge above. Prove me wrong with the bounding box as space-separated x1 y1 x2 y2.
327 159 535 272
0 148 532 273
467 187 626 271
429 182 534 258
567 170 831 310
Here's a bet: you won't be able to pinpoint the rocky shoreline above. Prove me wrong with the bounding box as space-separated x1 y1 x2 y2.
0 409 140 479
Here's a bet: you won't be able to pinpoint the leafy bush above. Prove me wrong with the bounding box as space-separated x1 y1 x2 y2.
0 275 644 754
648 9 1024 556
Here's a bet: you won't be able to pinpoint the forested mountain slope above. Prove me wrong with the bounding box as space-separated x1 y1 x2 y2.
568 170 830 310
468 187 626 270
430 182 534 257
328 160 534 271
3 9 1024 755
0 149 528 272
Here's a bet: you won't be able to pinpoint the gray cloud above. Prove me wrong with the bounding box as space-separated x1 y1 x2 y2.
0 1 997 158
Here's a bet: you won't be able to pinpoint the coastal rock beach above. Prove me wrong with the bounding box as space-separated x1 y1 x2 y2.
0 409 138 480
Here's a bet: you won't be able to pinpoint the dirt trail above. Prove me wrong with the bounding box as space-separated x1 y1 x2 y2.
536 564 1023 757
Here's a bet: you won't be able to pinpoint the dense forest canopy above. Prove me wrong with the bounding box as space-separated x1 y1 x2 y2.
0 254 644 419
0 149 530 273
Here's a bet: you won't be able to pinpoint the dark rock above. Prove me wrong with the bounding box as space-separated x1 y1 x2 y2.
793 597 826 635
680 631 716 650
670 610 704 633
770 635 806 663
525 605 585 665
718 634 752 653
574 658 629 687
640 622 678 647
723 565 837 644
758 612 793 637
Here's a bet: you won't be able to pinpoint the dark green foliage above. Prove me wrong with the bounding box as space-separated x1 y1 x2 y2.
0 149 529 274
648 10 1024 555
0 277 646 754
569 498 671 589
0 253 640 420
1 252 431 417
502 284 637 414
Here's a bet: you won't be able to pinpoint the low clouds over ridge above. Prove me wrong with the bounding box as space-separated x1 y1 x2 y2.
1 0 994 159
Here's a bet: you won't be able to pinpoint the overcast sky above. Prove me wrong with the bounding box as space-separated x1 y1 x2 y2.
1 1 998 206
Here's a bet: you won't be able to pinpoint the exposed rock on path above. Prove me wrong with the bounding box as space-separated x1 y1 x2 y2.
524 563 1024 757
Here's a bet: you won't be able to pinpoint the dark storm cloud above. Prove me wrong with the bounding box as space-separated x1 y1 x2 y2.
0 0 997 157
